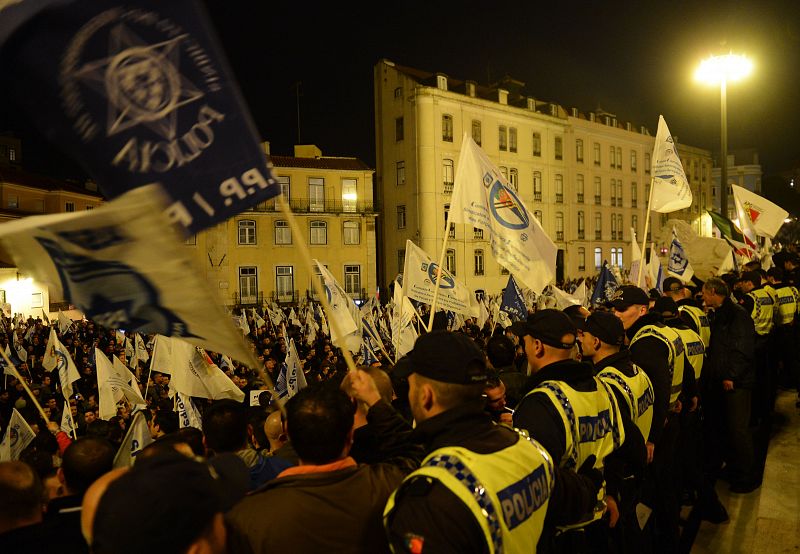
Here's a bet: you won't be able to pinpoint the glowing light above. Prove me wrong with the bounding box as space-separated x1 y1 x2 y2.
695 54 753 84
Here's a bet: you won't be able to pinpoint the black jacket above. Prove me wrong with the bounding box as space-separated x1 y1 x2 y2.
706 297 755 389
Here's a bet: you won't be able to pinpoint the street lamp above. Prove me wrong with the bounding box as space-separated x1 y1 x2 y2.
695 53 753 219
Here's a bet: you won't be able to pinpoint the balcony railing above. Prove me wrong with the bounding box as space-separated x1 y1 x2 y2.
233 291 265 307
577 193 584 203
443 181 454 194
247 197 378 214
594 195 601 205
555 194 563 203
595 230 602 240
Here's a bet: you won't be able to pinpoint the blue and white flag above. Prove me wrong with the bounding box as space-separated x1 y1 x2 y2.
499 275 527 321
449 136 557 293
43 328 81 400
649 245 665 292
0 185 257 367
668 227 694 283
113 411 153 468
0 0 281 233
314 260 362 353
591 263 619 306
650 116 692 213
0 409 35 461
175 392 203 430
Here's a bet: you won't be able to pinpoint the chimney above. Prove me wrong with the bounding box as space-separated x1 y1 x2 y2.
436 73 448 91
497 88 508 105
261 141 270 155
465 80 476 97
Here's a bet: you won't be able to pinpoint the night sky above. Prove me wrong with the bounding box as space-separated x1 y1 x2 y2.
3 0 800 179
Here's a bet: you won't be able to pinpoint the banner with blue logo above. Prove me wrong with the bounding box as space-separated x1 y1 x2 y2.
500 274 527 321
667 227 695 283
0 0 280 233
591 263 618 306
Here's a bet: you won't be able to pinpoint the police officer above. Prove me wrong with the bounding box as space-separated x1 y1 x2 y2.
766 267 799 399
738 270 775 426
662 277 711 349
384 331 602 554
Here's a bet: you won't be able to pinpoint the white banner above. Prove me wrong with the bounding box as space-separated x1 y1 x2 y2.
650 115 692 213
732 184 787 239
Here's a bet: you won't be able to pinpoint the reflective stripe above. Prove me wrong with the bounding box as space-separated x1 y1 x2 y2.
748 289 775 336
600 371 636 414
540 382 579 469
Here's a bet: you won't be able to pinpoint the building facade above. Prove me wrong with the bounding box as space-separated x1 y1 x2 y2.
711 149 763 219
374 59 713 293
185 145 378 307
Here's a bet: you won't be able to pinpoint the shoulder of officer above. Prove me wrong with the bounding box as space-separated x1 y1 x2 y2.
401 475 437 498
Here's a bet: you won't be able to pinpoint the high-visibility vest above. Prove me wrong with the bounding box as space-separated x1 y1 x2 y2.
673 326 704 380
678 305 711 348
384 434 554 554
747 288 775 336
597 363 655 441
631 323 685 409
774 285 800 326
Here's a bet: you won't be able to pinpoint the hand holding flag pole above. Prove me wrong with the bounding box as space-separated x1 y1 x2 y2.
0 348 48 422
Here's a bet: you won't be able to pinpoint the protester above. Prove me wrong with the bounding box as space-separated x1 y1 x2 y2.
0 460 49 552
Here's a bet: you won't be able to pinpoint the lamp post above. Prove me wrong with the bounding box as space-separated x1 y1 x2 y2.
695 53 753 219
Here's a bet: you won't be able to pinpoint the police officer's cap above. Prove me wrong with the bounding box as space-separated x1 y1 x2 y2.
584 312 626 346
608 285 650 310
509 309 577 349
394 331 488 384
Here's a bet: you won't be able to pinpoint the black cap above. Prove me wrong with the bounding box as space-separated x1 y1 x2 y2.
608 285 650 310
509 309 577 349
652 297 679 318
393 331 488 384
662 277 687 293
584 312 625 346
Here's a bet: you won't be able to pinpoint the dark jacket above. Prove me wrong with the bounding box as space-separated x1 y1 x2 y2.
706 297 755 389
39 494 88 554
386 402 601 554
226 401 422 554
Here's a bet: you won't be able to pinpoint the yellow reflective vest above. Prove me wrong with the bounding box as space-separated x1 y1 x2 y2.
673 326 704 380
597 364 655 441
747 288 775 336
678 305 711 348
774 285 800 326
631 323 685 409
384 434 554 554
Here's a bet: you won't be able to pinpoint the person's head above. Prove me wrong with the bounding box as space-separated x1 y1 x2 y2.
509 309 578 373
609 285 650 330
285 384 356 465
80 467 128 545
84 409 98 426
580 312 626 362
175 427 206 457
202 400 249 454
148 409 179 439
662 277 691 301
651 296 679 320
784 255 799 271
59 437 115 496
767 267 784 285
486 335 516 369
483 376 507 413
743 260 762 273
702 277 730 308
0 461 44 534
393 331 489 423
263 410 288 452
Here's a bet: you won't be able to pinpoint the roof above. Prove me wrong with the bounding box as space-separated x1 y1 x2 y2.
0 166 103 198
269 155 372 172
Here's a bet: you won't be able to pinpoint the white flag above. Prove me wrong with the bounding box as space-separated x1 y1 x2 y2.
96 348 146 420
761 237 774 271
668 227 695 283
43 328 80 399
285 339 307 398
0 185 257 367
732 190 759 250
113 411 153 468
60 400 76 436
731 185 787 238
449 136 557 293
650 116 692 213
314 260 362 353
0 409 35 461
155 336 245 402
629 228 647 290
402 240 479 317
477 299 489 330
57 311 72 335
12 332 27 363
648 245 665 291
551 286 582 310
391 280 419 358
134 333 149 365
573 281 588 307
175 392 203 430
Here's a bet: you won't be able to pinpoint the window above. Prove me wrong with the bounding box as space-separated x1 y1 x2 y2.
578 247 586 271
275 266 293 302
611 247 624 267
610 146 616 169
499 166 508 180
644 182 650 202
631 182 638 208
616 147 622 169
499 126 507 151
344 265 361 296
472 120 482 145
611 212 617 240
594 177 601 205
184 234 197 245
7 195 18 209
396 161 405 186
310 221 327 245
616 180 622 206
238 220 256 245
645 152 651 173
632 215 638 236
86 205 94 210
341 178 357 212
395 117 404 141
533 172 542 202
577 174 584 203
617 215 624 240
444 204 455 238
611 247 618 266
8 148 16 162
398 249 406 273
343 221 360 245
309 177 324 212
594 143 601 166
594 247 602 269
576 139 584 163
474 227 483 240
394 87 403 99
443 159 454 193
277 176 290 200
611 179 617 206
239 267 258 304
509 168 518 192
509 127 517 153
595 213 602 240
555 212 564 241
555 174 563 203
442 115 453 142
274 220 291 245
65 202 75 212
446 249 456 275
532 132 541 156
554 136 563 160
577 211 585 239
397 205 406 229
474 249 484 276
631 150 637 171
534 210 543 224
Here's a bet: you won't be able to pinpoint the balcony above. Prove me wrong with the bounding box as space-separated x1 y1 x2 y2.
534 192 542 202
443 181 454 194
577 193 584 203
555 194 564 204
594 195 601 205
247 197 378 215
233 291 265 307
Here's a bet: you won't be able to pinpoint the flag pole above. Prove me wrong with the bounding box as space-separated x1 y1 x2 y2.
427 222 453 331
637 176 655 287
1 351 48 422
362 320 396 365
277 196 359 375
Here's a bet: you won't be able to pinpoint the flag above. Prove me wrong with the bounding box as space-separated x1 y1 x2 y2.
267 306 284 327
57 311 72 334
133 333 149 365
153 336 245 402
253 309 266 329
707 209 746 243
499 275 527 321
401 240 479 317
668 227 695 283
732 191 759 250
391 280 418 358
234 313 250 336
97 348 146 420
43 328 81 399
449 136 557 293
648 245 665 292
175 392 203 430
761 237 774 271
591 263 619 305
314 260 362 353
731 185 788 238
0 185 257 367
289 308 301 327
477 299 489 330
629 228 646 289
650 115 692 213
551 286 582 310
573 280 588 307
113 411 153 468
60 400 76 437
41 308 50 326
285 339 307 398
12 331 27 363
0 409 35 461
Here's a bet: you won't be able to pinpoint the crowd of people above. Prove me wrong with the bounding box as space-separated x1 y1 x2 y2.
0 247 798 553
